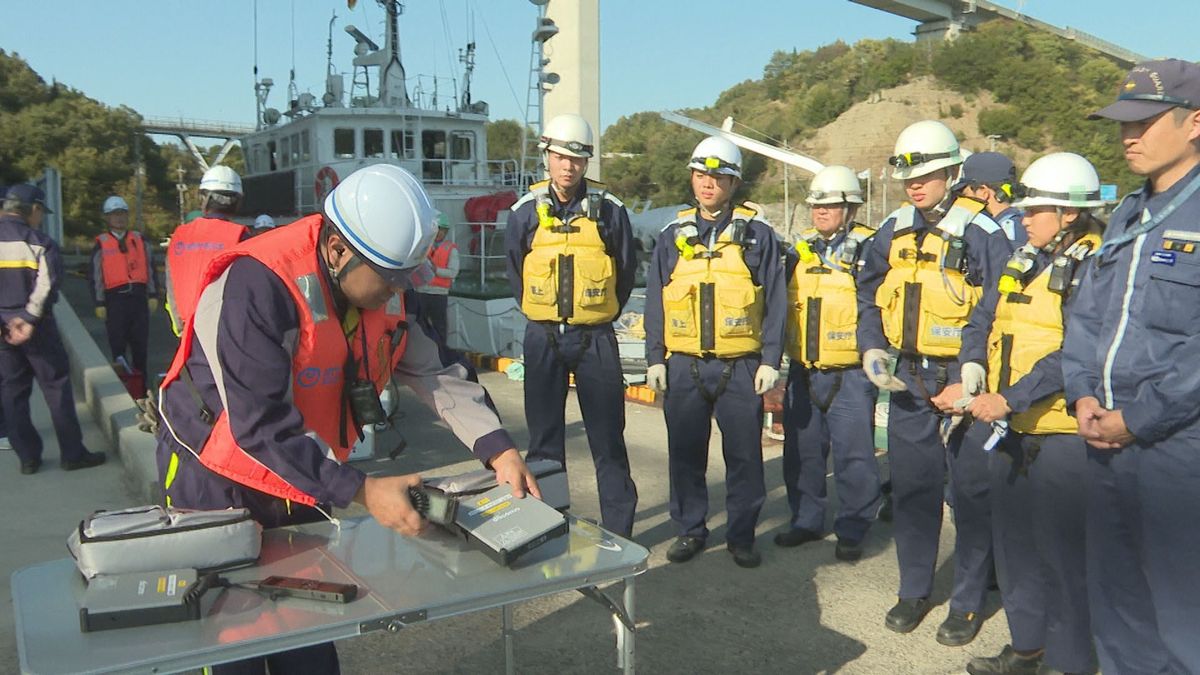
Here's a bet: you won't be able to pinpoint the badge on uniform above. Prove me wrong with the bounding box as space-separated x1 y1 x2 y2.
1150 250 1177 266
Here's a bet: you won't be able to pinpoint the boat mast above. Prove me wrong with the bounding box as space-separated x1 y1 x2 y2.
377 0 410 107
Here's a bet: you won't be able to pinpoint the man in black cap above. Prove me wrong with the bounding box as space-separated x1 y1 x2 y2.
0 184 106 474
953 151 1027 246
1062 58 1200 673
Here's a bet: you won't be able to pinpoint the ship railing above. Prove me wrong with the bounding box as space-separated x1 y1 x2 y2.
447 219 510 297
419 159 521 188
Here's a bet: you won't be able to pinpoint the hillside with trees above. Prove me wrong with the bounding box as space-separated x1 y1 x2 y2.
600 20 1137 219
0 49 240 243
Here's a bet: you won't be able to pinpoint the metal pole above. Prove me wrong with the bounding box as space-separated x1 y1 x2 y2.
622 577 636 675
502 604 516 675
783 162 789 239
134 133 145 233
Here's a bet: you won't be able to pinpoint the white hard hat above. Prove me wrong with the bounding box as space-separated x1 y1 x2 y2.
102 195 130 214
199 165 243 195
807 166 863 205
538 113 594 158
253 214 276 230
688 136 743 179
323 164 437 285
890 120 963 180
1012 152 1107 209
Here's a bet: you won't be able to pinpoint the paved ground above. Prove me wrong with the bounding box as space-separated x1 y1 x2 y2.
0 274 1012 674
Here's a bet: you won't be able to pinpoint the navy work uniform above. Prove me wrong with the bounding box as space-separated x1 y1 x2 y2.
506 178 639 536
644 204 785 549
992 205 1027 247
90 229 157 377
0 203 99 471
782 226 881 545
857 196 1013 612
962 233 1101 674
1063 164 1200 673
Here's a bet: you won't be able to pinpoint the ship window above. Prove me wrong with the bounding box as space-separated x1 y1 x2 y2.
364 128 385 159
289 134 300 165
299 130 311 163
390 129 415 159
450 131 475 160
334 128 356 159
279 135 291 168
249 144 264 173
267 140 278 171
422 130 446 182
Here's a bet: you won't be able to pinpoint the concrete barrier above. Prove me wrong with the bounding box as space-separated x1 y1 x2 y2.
54 297 161 503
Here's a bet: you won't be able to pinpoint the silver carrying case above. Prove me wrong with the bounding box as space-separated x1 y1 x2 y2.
422 459 570 510
67 506 262 579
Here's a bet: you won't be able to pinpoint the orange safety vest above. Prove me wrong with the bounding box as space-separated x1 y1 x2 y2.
160 215 409 506
427 239 457 289
166 217 249 331
95 231 149 289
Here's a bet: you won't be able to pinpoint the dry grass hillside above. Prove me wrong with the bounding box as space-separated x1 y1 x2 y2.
758 76 1046 235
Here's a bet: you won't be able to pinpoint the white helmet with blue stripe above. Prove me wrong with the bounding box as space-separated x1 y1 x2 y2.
323 164 437 285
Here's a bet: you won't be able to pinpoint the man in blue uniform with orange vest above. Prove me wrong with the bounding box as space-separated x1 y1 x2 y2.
156 164 540 674
958 153 1105 675
164 165 249 336
856 120 1014 644
644 135 785 569
90 195 158 380
417 214 460 341
506 113 638 537
776 165 881 563
1062 58 1200 673
0 184 105 475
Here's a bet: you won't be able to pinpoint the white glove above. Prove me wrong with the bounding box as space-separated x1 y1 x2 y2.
754 365 779 395
960 362 987 396
862 348 907 392
646 364 668 393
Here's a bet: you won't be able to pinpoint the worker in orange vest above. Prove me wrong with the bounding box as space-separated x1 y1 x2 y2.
415 213 459 340
90 195 158 378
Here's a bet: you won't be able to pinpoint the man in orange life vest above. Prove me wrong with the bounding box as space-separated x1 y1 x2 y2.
155 164 539 674
90 195 159 378
164 165 249 336
415 213 459 340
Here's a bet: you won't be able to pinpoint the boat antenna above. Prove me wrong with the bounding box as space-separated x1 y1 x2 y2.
458 40 476 111
326 10 338 77
288 0 299 103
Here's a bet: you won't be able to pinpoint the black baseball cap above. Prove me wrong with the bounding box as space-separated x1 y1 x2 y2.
6 184 52 213
1090 58 1200 122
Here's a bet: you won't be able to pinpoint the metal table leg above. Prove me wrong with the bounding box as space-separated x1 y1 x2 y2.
503 604 515 675
622 577 636 674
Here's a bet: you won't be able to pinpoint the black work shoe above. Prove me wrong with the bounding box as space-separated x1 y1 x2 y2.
727 544 762 568
20 459 41 475
834 537 864 561
61 450 107 471
885 597 932 633
966 645 1043 675
773 528 823 548
937 609 984 647
666 536 705 563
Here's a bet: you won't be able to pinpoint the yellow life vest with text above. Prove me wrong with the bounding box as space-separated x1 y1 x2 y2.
519 179 620 324
786 225 873 369
987 234 1101 435
662 206 763 358
875 198 990 357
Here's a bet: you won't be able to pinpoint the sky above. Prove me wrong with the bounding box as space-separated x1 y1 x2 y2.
2 0 1198 134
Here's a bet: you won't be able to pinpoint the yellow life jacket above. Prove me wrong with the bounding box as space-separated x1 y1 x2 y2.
662 205 764 358
786 225 874 369
518 179 621 325
988 233 1101 435
875 198 994 358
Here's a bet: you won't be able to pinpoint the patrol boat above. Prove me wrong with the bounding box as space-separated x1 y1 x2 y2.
237 0 527 358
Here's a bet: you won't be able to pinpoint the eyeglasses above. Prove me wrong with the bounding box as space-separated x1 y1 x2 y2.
1011 183 1101 202
888 151 954 169
691 156 740 173
542 137 593 155
1118 92 1198 109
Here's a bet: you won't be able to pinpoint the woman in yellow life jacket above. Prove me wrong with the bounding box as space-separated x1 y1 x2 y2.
775 166 881 563
957 153 1106 675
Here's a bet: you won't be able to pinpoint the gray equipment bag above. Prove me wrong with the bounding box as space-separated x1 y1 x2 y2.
422 459 570 510
67 506 262 579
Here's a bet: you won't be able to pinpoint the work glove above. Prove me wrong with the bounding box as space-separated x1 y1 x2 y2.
134 395 160 434
646 363 668 393
94 306 107 320
754 365 780 395
863 348 907 392
960 361 987 396
939 414 966 447
148 298 159 313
